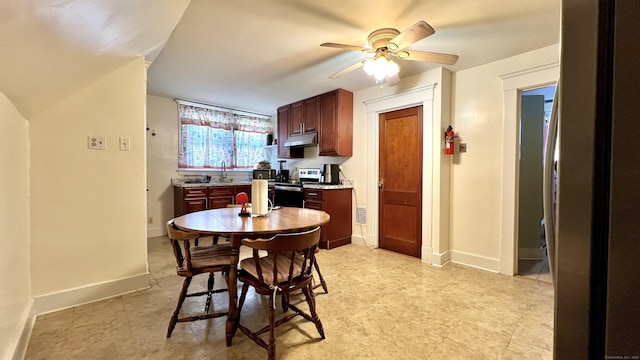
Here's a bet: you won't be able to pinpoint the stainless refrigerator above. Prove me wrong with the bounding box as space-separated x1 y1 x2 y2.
551 0 640 358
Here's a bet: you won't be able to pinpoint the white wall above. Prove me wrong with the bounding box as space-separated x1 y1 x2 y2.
29 58 149 313
450 44 559 271
146 95 180 237
0 92 32 360
345 67 452 265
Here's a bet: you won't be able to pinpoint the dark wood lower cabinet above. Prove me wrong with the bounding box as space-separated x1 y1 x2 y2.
174 185 266 217
304 188 352 249
208 186 234 209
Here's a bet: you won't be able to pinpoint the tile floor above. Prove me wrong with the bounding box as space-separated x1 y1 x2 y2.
518 253 552 284
25 237 555 359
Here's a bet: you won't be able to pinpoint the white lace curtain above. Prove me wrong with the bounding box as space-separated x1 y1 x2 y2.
178 103 272 169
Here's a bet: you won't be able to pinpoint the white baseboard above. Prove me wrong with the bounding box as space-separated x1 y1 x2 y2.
147 226 164 238
33 273 150 315
450 250 500 273
518 247 544 260
7 299 35 360
431 250 451 267
350 234 377 248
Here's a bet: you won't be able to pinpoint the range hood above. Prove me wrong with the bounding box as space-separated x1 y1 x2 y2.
284 133 317 147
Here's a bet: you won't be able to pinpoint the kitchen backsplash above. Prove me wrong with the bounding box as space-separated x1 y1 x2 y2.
174 170 253 183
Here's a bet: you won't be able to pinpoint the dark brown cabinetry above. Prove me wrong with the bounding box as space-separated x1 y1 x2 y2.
277 105 303 159
277 89 352 159
304 188 352 249
208 186 234 209
180 187 208 215
290 97 319 137
319 89 353 156
174 185 268 217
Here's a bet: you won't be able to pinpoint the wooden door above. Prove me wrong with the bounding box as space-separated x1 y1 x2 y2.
379 106 423 257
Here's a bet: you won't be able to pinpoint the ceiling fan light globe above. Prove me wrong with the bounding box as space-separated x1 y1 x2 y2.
372 57 389 80
386 60 399 77
363 59 375 75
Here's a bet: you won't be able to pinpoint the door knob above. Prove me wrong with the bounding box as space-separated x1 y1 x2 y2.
378 182 384 190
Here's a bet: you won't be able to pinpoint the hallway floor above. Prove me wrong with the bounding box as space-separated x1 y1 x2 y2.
25 238 554 359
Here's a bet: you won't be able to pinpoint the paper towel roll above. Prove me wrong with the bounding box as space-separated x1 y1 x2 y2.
251 179 269 215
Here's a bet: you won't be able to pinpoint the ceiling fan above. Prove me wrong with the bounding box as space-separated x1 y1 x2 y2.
321 21 458 85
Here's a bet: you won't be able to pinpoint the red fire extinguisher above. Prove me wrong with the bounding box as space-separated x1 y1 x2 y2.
444 125 455 155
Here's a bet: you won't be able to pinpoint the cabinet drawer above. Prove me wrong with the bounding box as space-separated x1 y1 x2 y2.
184 187 208 198
304 200 324 211
209 186 234 197
304 189 324 201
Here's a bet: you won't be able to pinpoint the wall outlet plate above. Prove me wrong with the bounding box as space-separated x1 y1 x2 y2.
88 135 106 150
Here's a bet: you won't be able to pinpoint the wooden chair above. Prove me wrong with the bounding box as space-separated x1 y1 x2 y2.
235 227 325 360
312 252 328 293
166 220 232 338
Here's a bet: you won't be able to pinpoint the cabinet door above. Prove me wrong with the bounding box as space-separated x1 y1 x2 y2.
319 89 353 156
277 105 303 159
277 105 290 158
289 101 304 137
303 97 318 133
319 90 338 155
184 198 207 214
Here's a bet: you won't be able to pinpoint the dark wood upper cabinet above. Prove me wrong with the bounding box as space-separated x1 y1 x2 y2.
319 89 353 156
289 101 304 136
277 105 303 159
290 98 318 136
302 96 319 133
277 89 352 158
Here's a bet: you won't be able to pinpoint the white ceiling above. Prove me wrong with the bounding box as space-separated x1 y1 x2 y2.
0 0 561 118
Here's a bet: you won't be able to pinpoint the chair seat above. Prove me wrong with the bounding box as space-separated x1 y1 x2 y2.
239 253 305 285
177 243 232 274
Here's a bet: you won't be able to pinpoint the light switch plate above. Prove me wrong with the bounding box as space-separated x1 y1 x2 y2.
88 135 106 150
119 137 130 151
459 143 467 153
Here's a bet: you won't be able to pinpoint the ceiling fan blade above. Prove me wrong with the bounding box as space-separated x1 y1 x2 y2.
387 21 435 51
385 73 400 86
329 61 364 79
404 50 459 65
321 42 370 52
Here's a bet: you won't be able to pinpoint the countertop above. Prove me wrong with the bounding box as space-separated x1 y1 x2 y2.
303 184 354 190
171 179 255 188
172 180 353 190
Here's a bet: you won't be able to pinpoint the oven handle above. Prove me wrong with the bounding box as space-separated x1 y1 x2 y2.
274 185 304 192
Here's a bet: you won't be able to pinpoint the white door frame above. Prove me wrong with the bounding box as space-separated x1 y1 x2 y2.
499 62 559 275
364 84 436 263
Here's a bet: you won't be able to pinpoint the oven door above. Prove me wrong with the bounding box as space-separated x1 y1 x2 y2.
274 185 304 208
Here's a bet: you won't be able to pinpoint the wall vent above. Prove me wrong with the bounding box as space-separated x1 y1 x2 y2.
356 207 367 224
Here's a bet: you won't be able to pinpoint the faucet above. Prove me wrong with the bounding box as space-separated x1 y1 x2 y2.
220 160 227 181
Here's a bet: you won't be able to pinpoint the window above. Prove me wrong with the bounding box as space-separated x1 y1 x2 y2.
177 102 272 169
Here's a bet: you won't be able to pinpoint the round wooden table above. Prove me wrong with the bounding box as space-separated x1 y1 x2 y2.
172 207 330 346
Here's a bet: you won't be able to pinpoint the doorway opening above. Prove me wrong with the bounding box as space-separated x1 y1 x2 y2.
516 85 556 282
